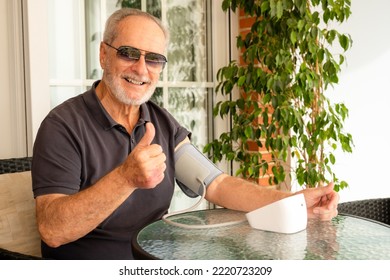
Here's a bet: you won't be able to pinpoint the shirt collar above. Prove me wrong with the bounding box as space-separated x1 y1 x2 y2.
83 80 152 131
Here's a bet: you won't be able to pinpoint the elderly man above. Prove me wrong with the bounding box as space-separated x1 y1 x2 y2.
32 8 338 259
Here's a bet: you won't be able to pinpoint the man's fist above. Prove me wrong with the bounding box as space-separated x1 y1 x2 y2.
120 122 166 189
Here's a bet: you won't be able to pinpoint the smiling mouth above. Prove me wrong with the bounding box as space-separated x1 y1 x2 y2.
124 77 147 85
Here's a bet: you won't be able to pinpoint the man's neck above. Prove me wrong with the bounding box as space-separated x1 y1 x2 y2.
96 81 141 133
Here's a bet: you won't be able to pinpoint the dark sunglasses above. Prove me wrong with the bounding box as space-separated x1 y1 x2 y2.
104 42 167 73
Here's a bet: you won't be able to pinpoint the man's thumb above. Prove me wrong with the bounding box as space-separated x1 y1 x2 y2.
138 122 155 147
320 182 335 194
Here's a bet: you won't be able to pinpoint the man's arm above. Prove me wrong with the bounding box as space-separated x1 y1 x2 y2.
205 175 338 220
36 169 136 248
176 137 339 220
205 174 290 212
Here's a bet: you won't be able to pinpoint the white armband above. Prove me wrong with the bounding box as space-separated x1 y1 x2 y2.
174 143 223 197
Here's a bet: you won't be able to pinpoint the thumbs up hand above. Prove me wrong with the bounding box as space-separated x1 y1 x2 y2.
119 122 166 189
137 121 156 147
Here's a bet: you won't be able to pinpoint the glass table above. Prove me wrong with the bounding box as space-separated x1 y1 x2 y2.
132 208 390 260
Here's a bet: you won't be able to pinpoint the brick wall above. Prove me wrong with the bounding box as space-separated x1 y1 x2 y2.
237 10 277 188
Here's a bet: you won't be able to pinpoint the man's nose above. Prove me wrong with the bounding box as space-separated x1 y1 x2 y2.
129 55 149 75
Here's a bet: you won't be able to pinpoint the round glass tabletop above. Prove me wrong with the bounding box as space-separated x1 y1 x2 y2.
134 208 390 260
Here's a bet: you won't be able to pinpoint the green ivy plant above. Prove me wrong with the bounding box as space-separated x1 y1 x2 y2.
204 0 353 191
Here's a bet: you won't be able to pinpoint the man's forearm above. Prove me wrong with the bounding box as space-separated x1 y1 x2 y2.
36 166 136 248
205 174 291 212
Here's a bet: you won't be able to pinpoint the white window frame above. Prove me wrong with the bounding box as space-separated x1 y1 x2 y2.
5 0 28 157
22 0 51 154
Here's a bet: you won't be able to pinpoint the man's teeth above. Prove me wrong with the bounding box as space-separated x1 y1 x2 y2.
125 78 144 85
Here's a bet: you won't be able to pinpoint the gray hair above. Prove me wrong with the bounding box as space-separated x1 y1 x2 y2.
103 8 169 47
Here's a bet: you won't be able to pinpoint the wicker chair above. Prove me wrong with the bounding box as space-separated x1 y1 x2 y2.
0 157 32 174
338 198 390 226
0 157 43 259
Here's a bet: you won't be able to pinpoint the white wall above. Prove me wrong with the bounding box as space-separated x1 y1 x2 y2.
0 0 28 158
0 0 14 158
330 0 390 202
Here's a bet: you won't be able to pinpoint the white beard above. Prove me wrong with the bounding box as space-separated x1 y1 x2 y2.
103 66 156 106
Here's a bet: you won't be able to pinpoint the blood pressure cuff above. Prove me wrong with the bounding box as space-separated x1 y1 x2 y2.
174 143 223 198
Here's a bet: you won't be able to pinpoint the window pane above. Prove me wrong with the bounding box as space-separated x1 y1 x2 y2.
167 0 208 82
150 87 163 107
48 0 82 80
50 86 85 108
167 87 208 149
85 1 103 79
116 0 161 18
117 0 141 10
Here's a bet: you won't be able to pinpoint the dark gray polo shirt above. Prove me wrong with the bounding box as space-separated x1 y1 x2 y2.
32 80 190 259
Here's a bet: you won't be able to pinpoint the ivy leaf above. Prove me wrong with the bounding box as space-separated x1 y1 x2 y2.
237 75 246 87
244 126 253 139
260 1 270 13
339 34 350 51
276 0 283 19
290 31 297 45
237 98 245 110
329 153 336 165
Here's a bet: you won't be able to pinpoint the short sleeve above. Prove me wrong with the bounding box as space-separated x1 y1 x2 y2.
32 115 82 197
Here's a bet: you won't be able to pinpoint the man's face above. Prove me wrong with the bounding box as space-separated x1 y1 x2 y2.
100 16 166 106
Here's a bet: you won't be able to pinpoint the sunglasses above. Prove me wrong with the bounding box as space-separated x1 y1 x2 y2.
104 42 167 73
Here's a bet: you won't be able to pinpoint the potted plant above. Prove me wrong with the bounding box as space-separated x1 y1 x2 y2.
204 0 353 191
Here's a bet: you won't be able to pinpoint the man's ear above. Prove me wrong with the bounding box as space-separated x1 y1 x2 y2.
99 42 107 69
